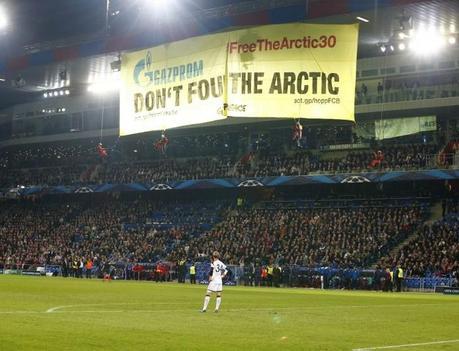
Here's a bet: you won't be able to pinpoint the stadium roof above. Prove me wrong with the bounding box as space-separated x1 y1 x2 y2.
0 0 458 110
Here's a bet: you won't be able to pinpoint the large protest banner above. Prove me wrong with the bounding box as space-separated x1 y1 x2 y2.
120 23 358 136
226 23 358 120
120 31 228 135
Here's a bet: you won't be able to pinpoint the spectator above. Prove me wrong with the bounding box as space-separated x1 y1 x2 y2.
381 216 459 278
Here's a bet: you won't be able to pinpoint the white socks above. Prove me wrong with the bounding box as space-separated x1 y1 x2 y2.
203 295 210 311
203 295 222 311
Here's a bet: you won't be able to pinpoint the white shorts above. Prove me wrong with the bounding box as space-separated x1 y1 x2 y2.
207 280 223 292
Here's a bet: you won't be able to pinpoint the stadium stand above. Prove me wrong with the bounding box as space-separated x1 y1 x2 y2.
0 132 449 187
171 201 428 268
4 195 452 288
381 214 459 278
0 198 223 274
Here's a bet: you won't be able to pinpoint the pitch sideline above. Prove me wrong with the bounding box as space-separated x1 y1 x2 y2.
352 339 459 350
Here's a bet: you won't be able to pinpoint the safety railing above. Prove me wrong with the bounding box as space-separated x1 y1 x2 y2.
2 263 457 294
356 84 459 105
404 277 457 292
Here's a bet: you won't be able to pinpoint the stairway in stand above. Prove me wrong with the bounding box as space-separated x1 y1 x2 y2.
387 201 443 259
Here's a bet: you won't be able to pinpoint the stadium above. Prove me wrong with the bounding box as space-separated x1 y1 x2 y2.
0 0 458 350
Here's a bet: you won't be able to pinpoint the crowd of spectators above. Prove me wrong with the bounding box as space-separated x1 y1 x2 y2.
381 215 459 278
0 137 442 187
171 205 426 268
0 132 243 169
2 195 457 280
1 165 88 187
0 197 422 270
0 142 100 169
0 198 222 272
244 143 437 177
95 157 250 184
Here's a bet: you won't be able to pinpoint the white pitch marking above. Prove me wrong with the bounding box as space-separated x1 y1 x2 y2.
43 302 458 315
353 339 459 351
45 302 190 313
0 311 43 314
46 305 75 313
40 301 458 314
1 302 457 316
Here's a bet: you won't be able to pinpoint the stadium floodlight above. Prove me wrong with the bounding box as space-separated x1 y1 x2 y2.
43 92 48 98
0 6 7 30
389 45 394 52
428 24 437 34
398 42 406 51
409 27 446 55
142 0 178 20
87 81 119 94
87 72 120 94
87 84 100 93
448 36 456 45
65 89 70 95
144 0 169 7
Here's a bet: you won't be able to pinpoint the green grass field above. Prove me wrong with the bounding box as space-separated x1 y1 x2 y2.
0 276 458 351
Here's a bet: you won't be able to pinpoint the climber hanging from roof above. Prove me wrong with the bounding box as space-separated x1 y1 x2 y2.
292 119 303 148
154 130 169 155
97 142 108 159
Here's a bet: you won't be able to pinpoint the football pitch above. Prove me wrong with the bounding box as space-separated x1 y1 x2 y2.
0 276 458 351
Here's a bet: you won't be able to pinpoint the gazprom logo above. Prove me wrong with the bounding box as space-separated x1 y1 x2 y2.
133 51 154 88
133 51 204 88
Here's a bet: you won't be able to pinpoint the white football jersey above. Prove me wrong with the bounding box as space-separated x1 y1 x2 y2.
211 259 227 282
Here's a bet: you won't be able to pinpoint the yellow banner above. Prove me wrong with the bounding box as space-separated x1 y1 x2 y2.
120 32 228 136
226 23 358 120
120 23 358 136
